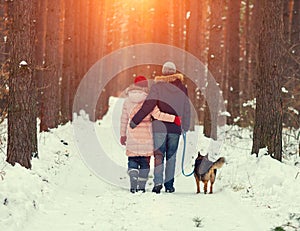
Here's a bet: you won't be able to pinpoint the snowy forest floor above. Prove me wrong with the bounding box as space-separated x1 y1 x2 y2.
1 97 300 231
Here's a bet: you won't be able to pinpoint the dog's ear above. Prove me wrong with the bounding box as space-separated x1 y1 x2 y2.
198 151 201 157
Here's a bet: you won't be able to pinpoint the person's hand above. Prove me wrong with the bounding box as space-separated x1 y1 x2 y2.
174 116 181 126
129 120 137 129
120 136 127 145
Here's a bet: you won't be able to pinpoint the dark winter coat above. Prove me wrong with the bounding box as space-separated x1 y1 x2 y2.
130 73 190 134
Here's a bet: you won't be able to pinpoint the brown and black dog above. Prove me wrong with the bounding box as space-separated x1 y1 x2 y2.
194 152 225 194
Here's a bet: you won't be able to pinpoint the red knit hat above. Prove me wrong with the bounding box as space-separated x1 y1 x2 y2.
134 75 148 88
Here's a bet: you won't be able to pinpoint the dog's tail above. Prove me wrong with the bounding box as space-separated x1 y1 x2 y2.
211 157 225 170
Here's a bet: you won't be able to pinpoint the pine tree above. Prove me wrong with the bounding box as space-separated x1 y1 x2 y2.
39 0 63 131
204 0 225 140
6 0 38 168
226 0 241 125
251 0 283 161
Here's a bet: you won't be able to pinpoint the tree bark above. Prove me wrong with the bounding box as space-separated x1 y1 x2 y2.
226 0 241 125
290 0 300 79
61 0 75 123
251 0 283 161
0 2 8 63
39 0 63 131
7 0 38 168
185 0 208 127
204 0 224 139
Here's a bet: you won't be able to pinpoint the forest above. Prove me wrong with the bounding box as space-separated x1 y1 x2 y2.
0 0 299 169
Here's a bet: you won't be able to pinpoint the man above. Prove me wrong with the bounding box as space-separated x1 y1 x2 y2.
130 61 190 193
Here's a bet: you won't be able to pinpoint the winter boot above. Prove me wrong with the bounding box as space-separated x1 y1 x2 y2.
165 186 175 193
128 169 139 193
137 178 147 193
152 184 163 194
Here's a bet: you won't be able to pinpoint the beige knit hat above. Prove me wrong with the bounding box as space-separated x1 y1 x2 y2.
162 61 176 75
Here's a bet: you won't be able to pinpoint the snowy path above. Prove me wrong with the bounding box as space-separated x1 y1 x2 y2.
21 150 270 231
20 110 274 231
2 98 300 231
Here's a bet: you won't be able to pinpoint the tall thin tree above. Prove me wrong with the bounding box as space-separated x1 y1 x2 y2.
40 0 63 131
204 0 225 140
290 0 300 79
61 0 74 123
185 0 209 126
226 0 241 125
0 1 8 63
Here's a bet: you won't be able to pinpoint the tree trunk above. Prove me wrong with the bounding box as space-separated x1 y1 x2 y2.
72 0 85 116
0 2 8 63
0 2 9 123
226 0 241 125
251 0 283 161
204 0 224 139
291 0 300 43
282 0 291 43
185 0 208 127
239 0 255 126
7 0 38 169
248 0 260 103
290 0 300 79
61 0 75 123
40 0 62 131
154 0 169 44
34 0 47 130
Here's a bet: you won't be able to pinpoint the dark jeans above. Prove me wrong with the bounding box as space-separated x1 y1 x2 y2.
128 156 151 180
152 133 180 189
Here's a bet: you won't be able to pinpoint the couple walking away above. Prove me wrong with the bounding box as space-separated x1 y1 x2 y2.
120 61 190 194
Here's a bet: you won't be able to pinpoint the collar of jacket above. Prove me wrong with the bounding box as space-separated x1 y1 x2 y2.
154 73 184 83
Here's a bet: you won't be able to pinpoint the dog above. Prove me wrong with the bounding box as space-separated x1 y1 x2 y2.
194 152 225 194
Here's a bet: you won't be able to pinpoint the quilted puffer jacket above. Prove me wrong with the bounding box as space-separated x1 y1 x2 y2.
120 85 175 156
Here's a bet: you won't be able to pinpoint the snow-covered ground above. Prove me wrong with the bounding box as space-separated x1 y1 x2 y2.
1 96 300 231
